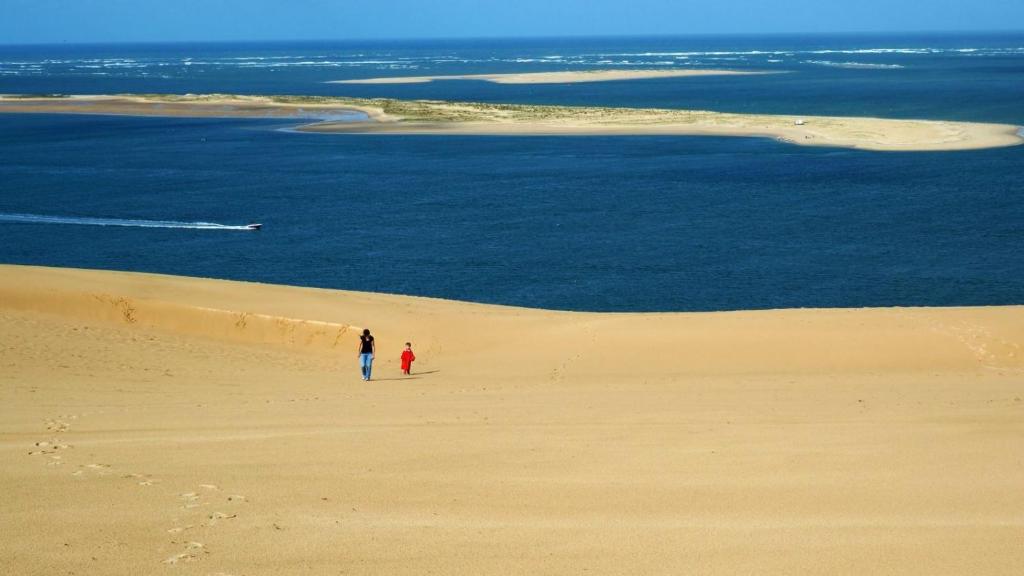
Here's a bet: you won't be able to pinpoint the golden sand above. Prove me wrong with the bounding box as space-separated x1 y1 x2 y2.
2 264 1023 574
1 93 1020 151
330 69 772 84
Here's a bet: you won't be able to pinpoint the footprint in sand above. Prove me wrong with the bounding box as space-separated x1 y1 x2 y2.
162 541 205 564
205 511 237 527
45 420 70 433
179 492 205 509
162 487 246 564
28 420 77 469
43 414 81 433
160 485 246 561
123 473 159 486
29 441 72 457
82 463 112 476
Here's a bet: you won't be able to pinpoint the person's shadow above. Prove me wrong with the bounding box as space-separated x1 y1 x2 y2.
372 370 440 382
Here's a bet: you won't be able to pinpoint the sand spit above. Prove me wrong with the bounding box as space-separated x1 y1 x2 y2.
2 264 1024 575
331 69 773 84
1 93 1020 151
0 93 387 122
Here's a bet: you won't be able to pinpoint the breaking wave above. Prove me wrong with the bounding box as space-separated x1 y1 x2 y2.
804 60 905 69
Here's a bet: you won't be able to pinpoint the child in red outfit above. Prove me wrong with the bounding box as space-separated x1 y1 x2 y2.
400 342 416 375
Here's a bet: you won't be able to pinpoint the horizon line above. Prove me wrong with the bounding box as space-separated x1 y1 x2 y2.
2 28 1023 48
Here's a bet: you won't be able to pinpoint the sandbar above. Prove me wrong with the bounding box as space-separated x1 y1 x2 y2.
2 263 1023 574
331 69 773 84
1 93 1021 151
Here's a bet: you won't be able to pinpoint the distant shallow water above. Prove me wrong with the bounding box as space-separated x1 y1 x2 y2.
3 33 1024 123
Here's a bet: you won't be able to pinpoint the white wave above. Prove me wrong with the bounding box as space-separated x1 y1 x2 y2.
228 59 406 67
0 213 258 231
581 46 1024 59
807 47 1022 55
804 60 905 69
222 55 316 61
807 48 935 54
591 50 794 57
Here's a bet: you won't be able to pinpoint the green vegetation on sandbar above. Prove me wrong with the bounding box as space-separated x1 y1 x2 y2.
121 92 714 124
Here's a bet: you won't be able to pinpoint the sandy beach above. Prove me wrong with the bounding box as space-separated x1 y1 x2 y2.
2 263 1023 574
1 94 1020 151
331 69 772 84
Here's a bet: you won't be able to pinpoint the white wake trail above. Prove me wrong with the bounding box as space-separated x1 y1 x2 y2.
0 213 256 230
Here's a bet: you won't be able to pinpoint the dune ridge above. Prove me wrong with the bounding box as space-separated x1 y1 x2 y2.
0 278 358 354
2 265 1022 373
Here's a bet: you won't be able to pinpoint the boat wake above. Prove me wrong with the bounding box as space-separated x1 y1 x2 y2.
0 212 257 231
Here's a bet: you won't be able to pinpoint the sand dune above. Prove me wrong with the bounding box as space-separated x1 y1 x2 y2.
1 94 1021 151
330 69 772 84
2 264 1023 574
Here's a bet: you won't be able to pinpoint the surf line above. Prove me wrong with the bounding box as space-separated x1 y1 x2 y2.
0 213 261 231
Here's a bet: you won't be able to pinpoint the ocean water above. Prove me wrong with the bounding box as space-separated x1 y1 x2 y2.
1 34 1022 311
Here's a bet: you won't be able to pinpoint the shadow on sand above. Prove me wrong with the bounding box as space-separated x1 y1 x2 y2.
370 370 440 382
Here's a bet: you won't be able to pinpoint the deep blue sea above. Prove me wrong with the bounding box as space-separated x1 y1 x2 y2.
1 34 1022 311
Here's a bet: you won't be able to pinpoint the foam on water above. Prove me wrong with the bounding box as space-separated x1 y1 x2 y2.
804 60 905 69
0 213 257 231
2 43 1023 79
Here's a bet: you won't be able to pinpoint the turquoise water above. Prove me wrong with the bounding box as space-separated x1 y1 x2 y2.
1 34 1022 311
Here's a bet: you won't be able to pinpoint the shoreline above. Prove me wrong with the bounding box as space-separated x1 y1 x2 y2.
330 69 776 85
1 93 1021 151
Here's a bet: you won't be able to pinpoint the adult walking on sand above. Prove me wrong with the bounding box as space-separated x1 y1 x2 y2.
358 329 375 381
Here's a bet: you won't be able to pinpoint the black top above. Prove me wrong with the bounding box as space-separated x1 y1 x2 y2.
359 335 374 354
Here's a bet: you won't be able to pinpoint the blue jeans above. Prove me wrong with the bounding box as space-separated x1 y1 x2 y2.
359 353 374 380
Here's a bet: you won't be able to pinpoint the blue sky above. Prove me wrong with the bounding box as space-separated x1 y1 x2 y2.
2 0 1022 44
